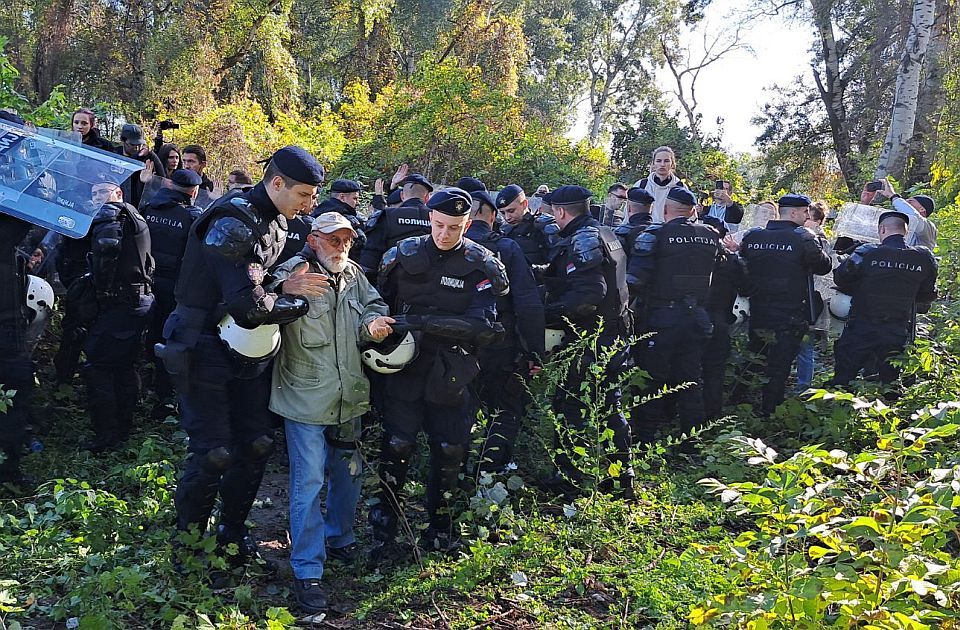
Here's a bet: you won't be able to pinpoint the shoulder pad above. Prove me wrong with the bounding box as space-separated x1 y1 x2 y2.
397 236 422 258
464 240 493 263
614 224 631 237
633 227 658 255
346 214 364 231
849 243 877 264
365 209 383 231
794 225 818 239
203 216 256 260
379 246 399 276
540 222 560 237
188 205 204 220
500 222 517 236
571 227 604 270
93 203 121 221
482 250 510 296
534 214 556 228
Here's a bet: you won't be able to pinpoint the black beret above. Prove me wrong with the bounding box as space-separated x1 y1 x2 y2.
427 187 472 216
627 186 655 205
270 146 326 186
455 176 487 193
540 191 553 205
330 178 361 193
912 194 935 216
171 169 203 187
472 189 497 211
879 210 910 226
496 184 524 208
386 188 403 205
550 185 592 205
0 110 26 125
402 173 434 192
778 193 812 208
666 186 697 206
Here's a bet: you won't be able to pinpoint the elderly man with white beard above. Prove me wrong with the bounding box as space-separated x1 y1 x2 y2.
267 212 394 614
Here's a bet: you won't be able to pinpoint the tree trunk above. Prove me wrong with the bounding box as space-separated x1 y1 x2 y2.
874 0 937 180
809 0 859 195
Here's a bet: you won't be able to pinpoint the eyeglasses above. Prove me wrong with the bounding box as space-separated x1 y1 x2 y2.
312 232 353 249
614 194 628 201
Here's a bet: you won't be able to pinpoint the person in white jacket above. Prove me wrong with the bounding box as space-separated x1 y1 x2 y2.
632 145 681 223
862 179 938 251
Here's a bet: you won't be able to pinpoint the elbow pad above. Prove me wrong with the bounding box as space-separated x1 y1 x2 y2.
570 302 598 318
269 295 310 324
96 237 121 258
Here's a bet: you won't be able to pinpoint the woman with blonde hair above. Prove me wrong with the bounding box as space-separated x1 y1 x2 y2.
632 145 682 223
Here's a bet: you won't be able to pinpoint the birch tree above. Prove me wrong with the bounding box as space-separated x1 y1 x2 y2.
874 0 937 179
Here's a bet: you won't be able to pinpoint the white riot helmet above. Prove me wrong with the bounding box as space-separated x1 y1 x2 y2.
544 328 566 355
25 275 55 319
217 314 281 362
829 292 852 321
361 331 417 374
732 296 750 325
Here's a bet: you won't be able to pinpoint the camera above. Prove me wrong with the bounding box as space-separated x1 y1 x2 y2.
866 180 884 192
715 180 726 190
158 120 180 131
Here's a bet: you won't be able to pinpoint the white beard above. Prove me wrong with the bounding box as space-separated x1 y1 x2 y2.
319 252 348 273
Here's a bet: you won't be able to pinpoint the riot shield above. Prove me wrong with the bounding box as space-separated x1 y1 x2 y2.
0 118 142 239
731 204 778 244
832 202 884 245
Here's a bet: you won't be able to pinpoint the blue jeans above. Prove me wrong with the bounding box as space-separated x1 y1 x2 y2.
796 338 814 388
285 419 363 580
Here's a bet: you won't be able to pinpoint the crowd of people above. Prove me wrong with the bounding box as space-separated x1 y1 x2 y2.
0 110 941 613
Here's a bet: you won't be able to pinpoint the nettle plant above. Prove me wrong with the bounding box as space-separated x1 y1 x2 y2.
692 393 960 628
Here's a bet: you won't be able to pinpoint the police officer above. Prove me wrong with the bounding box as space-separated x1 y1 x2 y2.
370 188 509 553
359 173 433 275
496 184 558 267
700 217 752 420
311 178 367 261
141 169 203 404
0 130 34 483
465 189 545 472
81 181 155 451
160 146 328 566
615 187 654 253
542 185 633 494
831 210 937 386
628 187 722 442
737 194 832 415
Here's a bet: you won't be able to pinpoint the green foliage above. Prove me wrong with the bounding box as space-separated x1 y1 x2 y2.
176 99 346 184
0 37 73 126
335 61 611 188
694 396 960 628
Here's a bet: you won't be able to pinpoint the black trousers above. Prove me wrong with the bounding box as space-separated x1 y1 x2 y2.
640 323 707 442
833 319 910 386
742 323 807 415
82 295 154 441
702 321 732 420
475 344 527 471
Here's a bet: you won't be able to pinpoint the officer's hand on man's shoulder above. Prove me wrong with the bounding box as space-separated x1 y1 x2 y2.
282 264 330 298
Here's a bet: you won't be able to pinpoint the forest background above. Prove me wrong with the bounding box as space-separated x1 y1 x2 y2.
2 0 960 205
4 0 960 628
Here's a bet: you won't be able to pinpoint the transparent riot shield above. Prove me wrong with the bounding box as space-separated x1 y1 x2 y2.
0 118 142 239
832 202 884 245
730 204 778 244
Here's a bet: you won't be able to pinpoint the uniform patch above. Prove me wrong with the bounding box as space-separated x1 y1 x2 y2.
476 279 492 291
247 262 265 285
566 262 576 273
440 276 465 289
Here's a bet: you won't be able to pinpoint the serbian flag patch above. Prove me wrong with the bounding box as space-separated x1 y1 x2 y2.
566 263 576 273
476 279 492 291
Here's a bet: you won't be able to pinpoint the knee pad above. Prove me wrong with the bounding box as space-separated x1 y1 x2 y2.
383 434 416 461
248 435 275 460
201 446 234 473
